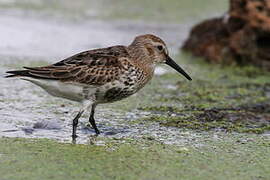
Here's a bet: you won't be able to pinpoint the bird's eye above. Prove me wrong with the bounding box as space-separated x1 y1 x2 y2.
157 45 163 51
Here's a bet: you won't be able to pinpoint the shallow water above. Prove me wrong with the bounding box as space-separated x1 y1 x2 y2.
0 1 229 145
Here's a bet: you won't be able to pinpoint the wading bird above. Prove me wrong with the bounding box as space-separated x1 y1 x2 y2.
6 34 192 140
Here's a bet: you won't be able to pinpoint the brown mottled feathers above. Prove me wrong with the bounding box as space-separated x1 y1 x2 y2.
23 46 130 86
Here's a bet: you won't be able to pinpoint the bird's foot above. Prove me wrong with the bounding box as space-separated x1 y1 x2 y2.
86 123 100 135
94 128 100 135
71 134 78 144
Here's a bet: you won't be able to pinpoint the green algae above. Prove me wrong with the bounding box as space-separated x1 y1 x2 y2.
137 53 270 134
142 111 270 134
0 137 269 180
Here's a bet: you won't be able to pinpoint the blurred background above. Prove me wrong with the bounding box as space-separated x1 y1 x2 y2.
0 0 227 60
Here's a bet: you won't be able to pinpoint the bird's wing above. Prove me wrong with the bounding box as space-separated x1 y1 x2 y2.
23 46 130 86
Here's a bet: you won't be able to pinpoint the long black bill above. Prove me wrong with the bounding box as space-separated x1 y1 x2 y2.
165 56 192 81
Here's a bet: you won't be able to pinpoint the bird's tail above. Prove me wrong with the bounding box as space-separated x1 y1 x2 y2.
5 70 31 78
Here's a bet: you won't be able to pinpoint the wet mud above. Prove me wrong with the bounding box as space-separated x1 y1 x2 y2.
139 66 270 134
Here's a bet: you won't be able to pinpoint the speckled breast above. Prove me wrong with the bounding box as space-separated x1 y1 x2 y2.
96 65 151 103
102 86 137 102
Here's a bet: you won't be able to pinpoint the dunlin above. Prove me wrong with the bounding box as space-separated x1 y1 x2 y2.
6 34 192 139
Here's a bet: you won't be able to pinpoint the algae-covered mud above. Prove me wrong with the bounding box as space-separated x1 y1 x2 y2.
140 55 270 134
0 137 269 180
0 0 269 179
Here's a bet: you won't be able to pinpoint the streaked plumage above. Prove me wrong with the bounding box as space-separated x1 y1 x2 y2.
6 34 192 140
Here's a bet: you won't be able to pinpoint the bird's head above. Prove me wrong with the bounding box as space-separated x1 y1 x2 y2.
129 34 192 81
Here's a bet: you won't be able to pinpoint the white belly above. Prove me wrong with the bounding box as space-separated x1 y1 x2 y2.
21 77 86 102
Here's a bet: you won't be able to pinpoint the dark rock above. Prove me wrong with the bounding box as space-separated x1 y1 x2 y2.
182 0 270 70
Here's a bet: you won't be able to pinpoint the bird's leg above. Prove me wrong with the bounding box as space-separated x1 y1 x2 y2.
89 104 100 134
72 110 84 139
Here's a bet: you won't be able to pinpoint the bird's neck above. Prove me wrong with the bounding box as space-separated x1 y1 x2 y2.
127 43 155 75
